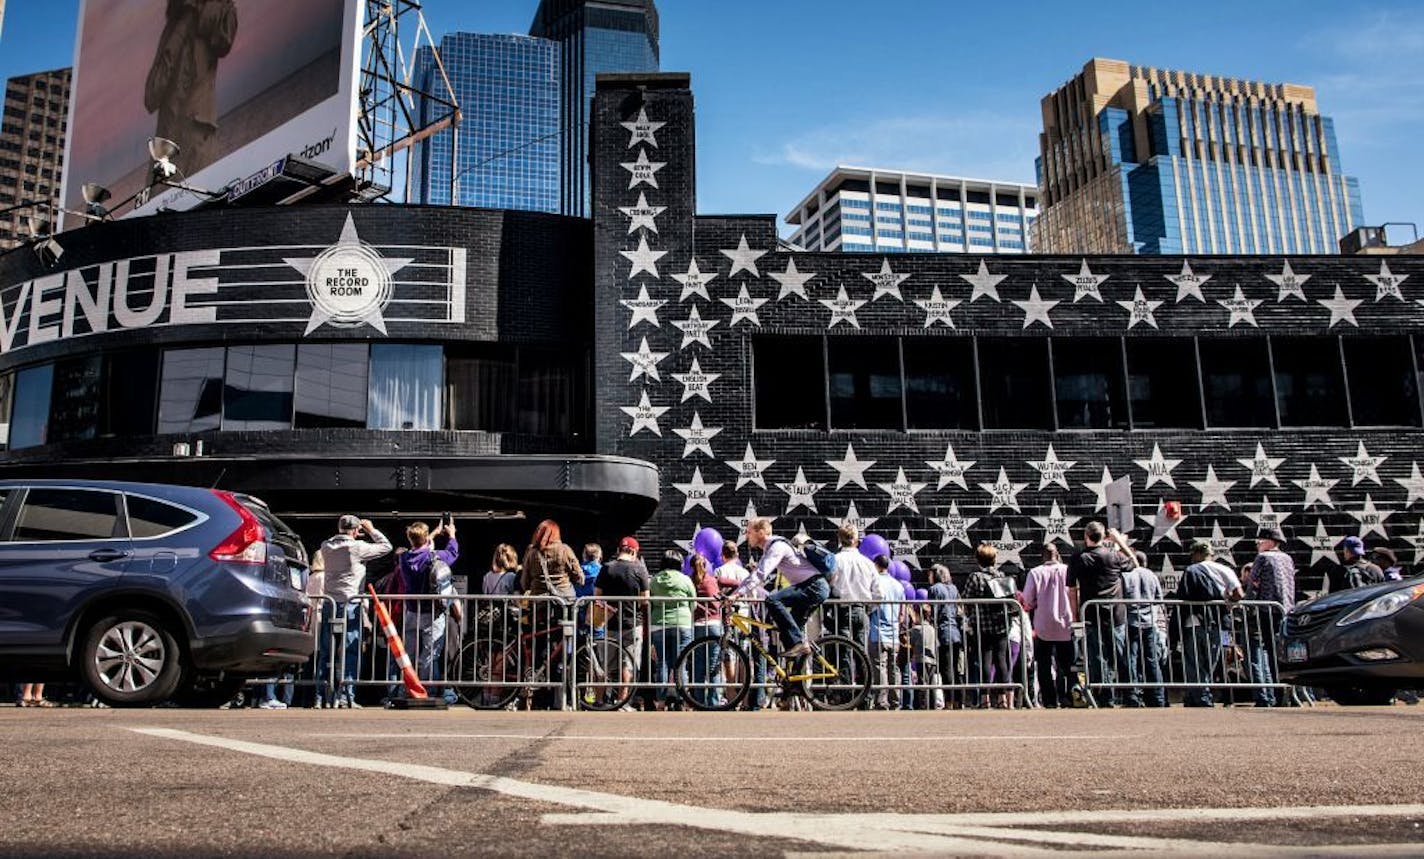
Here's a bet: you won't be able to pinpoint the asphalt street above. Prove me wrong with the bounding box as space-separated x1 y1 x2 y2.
3 704 1422 857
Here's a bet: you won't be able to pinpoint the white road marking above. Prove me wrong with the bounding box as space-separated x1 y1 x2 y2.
128 727 1424 856
311 732 1131 743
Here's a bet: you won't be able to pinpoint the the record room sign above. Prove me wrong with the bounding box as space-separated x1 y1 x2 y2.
0 213 468 355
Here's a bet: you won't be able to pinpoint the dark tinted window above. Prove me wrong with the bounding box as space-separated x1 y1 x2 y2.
1272 337 1346 427
754 336 825 430
295 344 369 429
828 338 902 430
1053 339 1128 429
158 348 224 434
1344 336 1420 426
11 364 54 449
1200 339 1275 427
0 372 13 450
223 345 295 430
13 488 121 541
49 355 102 443
518 351 580 438
125 495 199 538
1125 338 1200 428
977 338 1052 429
103 350 159 437
447 348 517 433
903 338 977 430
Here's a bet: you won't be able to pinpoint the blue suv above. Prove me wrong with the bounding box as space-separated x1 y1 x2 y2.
0 480 314 707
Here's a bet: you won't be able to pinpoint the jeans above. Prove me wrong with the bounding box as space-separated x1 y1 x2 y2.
399 610 453 703
317 601 362 706
1125 625 1166 707
764 576 831 649
899 659 914 710
1245 611 1280 705
1182 620 1221 706
651 626 692 702
1084 615 1127 706
831 603 868 647
1035 638 1075 708
691 622 724 707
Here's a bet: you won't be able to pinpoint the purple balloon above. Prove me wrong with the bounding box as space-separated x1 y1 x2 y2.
693 526 725 570
860 533 890 562
915 588 929 601
890 559 912 582
901 580 915 600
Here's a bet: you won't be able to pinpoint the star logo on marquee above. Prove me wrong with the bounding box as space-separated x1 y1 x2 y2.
285 214 413 335
620 108 665 148
862 259 911 302
1236 443 1286 488
620 148 666 189
1217 285 1262 328
1364 261 1408 302
618 192 666 234
932 502 978 549
672 412 721 459
673 467 722 515
1064 260 1109 302
770 257 817 301
619 390 668 437
1166 261 1210 303
1266 260 1310 302
960 260 1006 302
1339 441 1386 486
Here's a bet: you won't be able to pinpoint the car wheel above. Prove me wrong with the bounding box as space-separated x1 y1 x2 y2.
81 611 185 707
1324 685 1396 706
170 675 246 709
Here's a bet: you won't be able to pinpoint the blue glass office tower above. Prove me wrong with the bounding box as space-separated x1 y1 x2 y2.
409 34 560 213
531 0 660 217
1034 58 1365 254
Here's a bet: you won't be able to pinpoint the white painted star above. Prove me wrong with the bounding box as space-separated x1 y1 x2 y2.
1305 519 1339 567
931 502 978 549
914 286 960 328
672 357 719 403
1292 464 1339 509
863 259 911 302
1166 261 1210 303
672 258 717 303
1188 465 1236 512
726 500 774 546
1064 260 1109 302
620 107 665 148
961 260 1007 302
1236 443 1287 488
620 336 668 383
985 524 1031 569
673 467 722 515
725 443 775 491
620 148 666 189
978 466 1029 514
1317 286 1362 328
672 412 722 459
1117 286 1162 330
670 305 720 350
720 235 767 279
1217 285 1262 328
1266 260 1310 303
619 390 668 437
1208 521 1244 565
1141 499 1187 546
886 523 929 570
1339 441 1386 486
827 443 876 491
1135 443 1182 490
926 443 975 491
770 257 817 301
1034 500 1081 546
776 467 826 515
618 191 666 234
1083 467 1117 513
719 283 769 327
620 234 667 280
1348 494 1393 539
826 500 879 537
1245 496 1292 533
619 284 665 330
820 286 866 329
877 467 929 516
1013 285 1058 329
1365 261 1408 302
1027 444 1076 491
1405 520 1424 561
284 213 413 335
1394 461 1424 506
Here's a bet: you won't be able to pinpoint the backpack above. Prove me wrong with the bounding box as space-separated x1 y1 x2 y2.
769 535 836 576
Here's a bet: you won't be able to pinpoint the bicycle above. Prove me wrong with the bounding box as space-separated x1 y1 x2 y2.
454 606 636 712
672 599 871 711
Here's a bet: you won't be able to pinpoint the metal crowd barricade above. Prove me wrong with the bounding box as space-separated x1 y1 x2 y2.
240 594 336 706
570 594 729 710
1077 598 1301 708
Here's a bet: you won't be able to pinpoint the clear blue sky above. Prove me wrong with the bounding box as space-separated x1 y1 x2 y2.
3 0 1420 238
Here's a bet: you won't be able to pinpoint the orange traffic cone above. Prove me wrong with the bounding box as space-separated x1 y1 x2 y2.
368 584 428 699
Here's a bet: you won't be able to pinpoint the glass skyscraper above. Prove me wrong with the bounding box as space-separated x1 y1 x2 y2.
531 0 660 217
1034 58 1365 255
409 33 560 213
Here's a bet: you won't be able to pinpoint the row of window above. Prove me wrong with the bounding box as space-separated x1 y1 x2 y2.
0 343 585 451
0 487 199 544
752 334 1421 432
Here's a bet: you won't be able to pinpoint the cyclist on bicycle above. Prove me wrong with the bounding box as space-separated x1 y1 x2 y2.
729 518 828 660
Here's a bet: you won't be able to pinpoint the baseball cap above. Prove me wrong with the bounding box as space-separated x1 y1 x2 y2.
338 514 361 531
617 536 640 553
1341 535 1365 554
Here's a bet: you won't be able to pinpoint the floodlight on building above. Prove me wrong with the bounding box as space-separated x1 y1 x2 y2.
33 237 64 267
26 214 50 239
149 137 181 180
82 182 113 219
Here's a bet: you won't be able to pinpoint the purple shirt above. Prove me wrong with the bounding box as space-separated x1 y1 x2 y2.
398 536 460 595
1022 562 1073 642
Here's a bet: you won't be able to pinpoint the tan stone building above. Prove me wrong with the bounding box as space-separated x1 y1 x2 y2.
0 67 70 251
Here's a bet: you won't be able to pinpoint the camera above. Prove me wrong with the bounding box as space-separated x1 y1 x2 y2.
440 512 452 528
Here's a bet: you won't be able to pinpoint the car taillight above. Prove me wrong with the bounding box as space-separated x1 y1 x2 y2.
209 490 268 565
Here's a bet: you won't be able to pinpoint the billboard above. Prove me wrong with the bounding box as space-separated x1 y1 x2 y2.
61 0 362 222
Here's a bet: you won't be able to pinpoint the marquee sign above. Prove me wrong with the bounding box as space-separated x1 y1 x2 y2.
0 213 467 355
